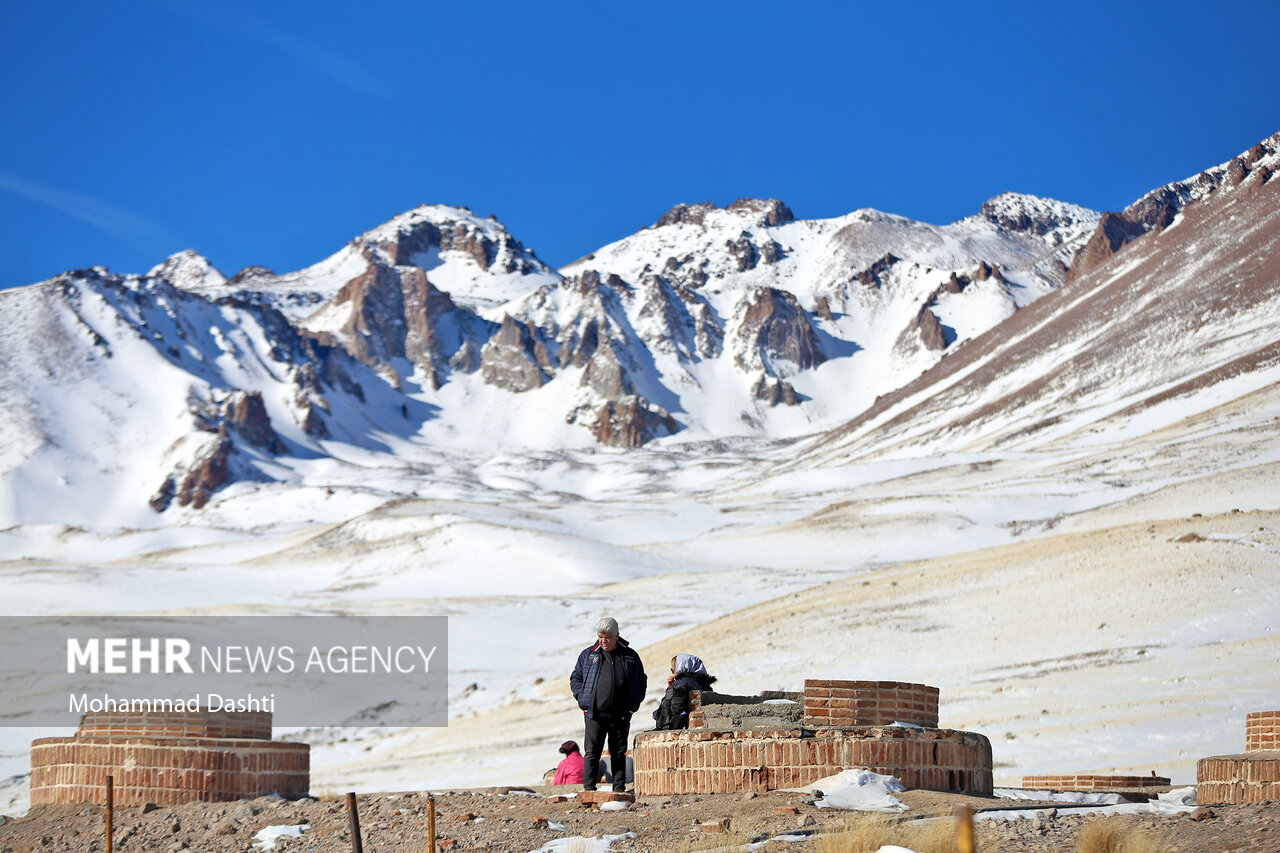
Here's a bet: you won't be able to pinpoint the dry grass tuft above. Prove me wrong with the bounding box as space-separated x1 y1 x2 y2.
811 813 957 853
1076 817 1172 853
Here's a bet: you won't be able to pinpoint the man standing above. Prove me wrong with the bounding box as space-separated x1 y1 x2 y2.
569 616 647 792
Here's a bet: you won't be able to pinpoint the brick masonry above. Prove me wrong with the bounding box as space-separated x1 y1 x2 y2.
1198 710 1280 805
1246 711 1280 752
635 679 990 797
633 726 992 797
802 680 939 729
76 710 273 740
1021 774 1170 791
29 711 309 806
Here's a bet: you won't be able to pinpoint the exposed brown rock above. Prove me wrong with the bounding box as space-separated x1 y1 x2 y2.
149 477 175 512
654 199 794 229
726 198 796 226
301 405 329 438
177 437 233 510
853 253 900 288
654 202 717 228
944 272 968 294
559 319 601 368
917 308 947 351
751 375 799 406
386 217 540 275
972 261 1003 280
1227 157 1249 187
815 296 835 322
480 315 551 393
727 234 759 271
227 392 284 453
738 288 826 371
332 259 457 383
226 265 275 286
1065 212 1145 284
592 395 678 447
581 343 634 399
448 338 482 374
293 363 324 400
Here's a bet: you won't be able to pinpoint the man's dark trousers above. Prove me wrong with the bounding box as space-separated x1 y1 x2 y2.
582 714 629 791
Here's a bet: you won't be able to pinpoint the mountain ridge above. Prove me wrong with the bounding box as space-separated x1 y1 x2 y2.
1 131 1276 523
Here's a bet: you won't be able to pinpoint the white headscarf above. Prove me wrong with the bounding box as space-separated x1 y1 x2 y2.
673 653 707 676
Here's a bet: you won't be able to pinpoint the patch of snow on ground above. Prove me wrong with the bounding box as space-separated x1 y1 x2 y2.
796 769 909 812
251 824 309 850
528 832 636 853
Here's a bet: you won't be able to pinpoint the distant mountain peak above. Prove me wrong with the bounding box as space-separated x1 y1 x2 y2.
977 192 1098 236
353 204 552 280
147 249 226 291
652 198 795 229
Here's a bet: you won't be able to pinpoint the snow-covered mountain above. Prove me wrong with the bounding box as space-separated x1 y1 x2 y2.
0 189 1104 523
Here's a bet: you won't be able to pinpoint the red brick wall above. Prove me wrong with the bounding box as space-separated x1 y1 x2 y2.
802 680 939 729
1246 711 1280 752
30 736 310 806
632 726 991 797
1197 755 1280 805
1021 774 1170 791
77 711 273 740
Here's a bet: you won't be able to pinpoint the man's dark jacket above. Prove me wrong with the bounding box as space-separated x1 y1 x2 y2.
569 638 647 720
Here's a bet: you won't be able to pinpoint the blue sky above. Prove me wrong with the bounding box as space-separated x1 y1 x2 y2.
1 1 1276 288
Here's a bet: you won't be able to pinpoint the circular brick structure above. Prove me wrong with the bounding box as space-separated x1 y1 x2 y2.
1021 774 1171 792
634 726 992 796
634 679 990 797
1197 753 1280 805
1196 710 1280 805
30 711 308 806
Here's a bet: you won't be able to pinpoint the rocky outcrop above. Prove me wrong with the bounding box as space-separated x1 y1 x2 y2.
192 391 284 453
979 194 1079 236
449 338 482 373
853 253 900 288
300 405 330 438
752 374 799 406
737 288 826 372
591 396 678 447
329 259 458 386
655 202 718 228
226 266 275 287
227 392 284 453
814 296 835 322
177 437 232 509
725 198 796 227
917 308 947 351
944 272 969 294
973 262 1004 283
654 199 794 229
727 234 760 271
151 435 234 512
1065 212 1147 284
480 315 553 393
383 216 540 275
581 343 634 399
558 318 601 368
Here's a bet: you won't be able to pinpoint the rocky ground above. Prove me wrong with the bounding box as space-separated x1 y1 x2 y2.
2 787 1277 853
